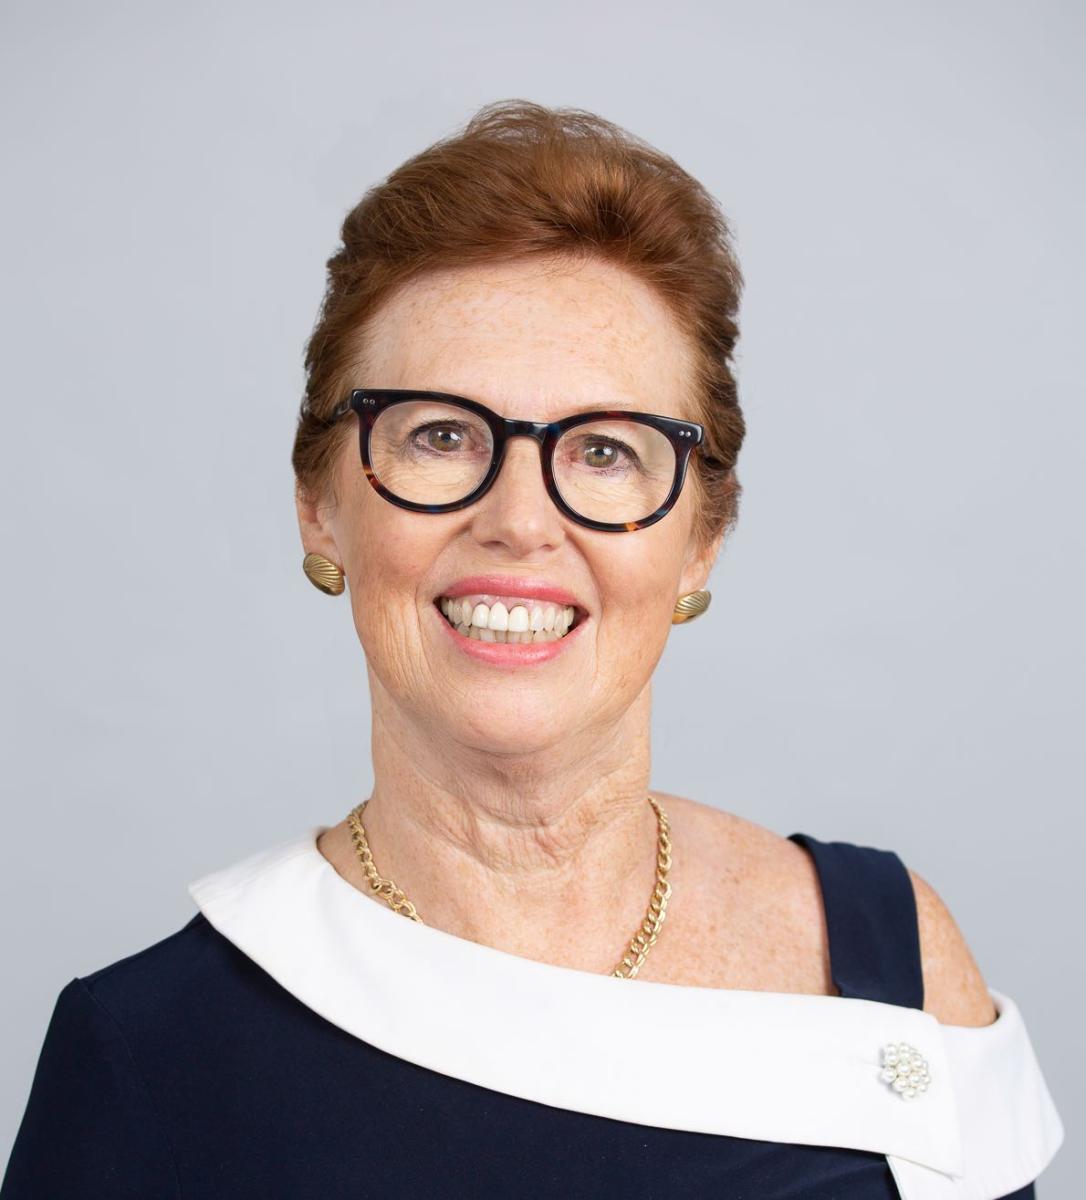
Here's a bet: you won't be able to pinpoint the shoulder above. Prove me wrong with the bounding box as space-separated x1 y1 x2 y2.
76 910 252 1031
654 790 816 904
4 918 230 1196
656 792 997 1024
906 866 997 1027
654 790 843 922
646 793 834 992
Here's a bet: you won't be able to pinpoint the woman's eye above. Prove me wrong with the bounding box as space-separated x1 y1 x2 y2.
584 442 617 467
581 439 638 470
409 422 473 453
424 426 463 452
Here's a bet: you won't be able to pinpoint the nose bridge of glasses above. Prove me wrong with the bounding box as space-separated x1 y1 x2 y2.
501 417 556 443
489 419 556 480
473 432 568 546
492 421 550 480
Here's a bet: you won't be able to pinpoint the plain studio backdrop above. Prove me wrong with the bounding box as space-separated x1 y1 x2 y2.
1 0 1081 1189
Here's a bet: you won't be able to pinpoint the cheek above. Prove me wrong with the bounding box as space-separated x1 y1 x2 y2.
339 495 441 672
588 531 685 685
342 472 436 595
595 527 685 630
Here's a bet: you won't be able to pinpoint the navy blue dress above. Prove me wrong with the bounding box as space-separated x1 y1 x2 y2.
1 834 1037 1198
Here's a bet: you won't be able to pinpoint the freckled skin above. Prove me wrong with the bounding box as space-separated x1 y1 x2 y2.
324 256 710 756
296 255 996 1026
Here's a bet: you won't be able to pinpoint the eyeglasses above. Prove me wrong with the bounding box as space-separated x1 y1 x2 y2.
324 388 705 533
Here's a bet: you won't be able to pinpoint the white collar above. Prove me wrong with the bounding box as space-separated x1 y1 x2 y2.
188 828 1063 1200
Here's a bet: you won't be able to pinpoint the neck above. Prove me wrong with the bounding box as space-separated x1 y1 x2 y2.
332 672 661 973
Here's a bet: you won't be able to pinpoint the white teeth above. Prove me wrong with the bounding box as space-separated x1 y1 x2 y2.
440 596 578 643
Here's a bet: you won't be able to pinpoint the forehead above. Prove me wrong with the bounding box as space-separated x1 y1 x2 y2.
360 255 697 419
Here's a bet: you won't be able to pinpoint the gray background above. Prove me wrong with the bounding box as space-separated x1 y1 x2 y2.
2 0 1081 1189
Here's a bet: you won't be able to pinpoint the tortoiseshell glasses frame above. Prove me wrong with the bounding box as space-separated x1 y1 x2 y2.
321 388 706 533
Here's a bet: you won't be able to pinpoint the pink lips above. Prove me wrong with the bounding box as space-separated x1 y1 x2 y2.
437 574 586 614
433 604 586 665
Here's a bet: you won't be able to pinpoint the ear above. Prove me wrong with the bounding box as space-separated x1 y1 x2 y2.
677 525 724 598
294 480 343 567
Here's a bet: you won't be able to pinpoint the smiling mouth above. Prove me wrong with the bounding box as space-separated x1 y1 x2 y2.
435 594 584 643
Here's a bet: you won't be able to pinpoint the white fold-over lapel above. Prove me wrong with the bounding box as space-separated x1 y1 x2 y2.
188 829 1063 1200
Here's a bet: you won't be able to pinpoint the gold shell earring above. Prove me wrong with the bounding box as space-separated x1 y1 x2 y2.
302 552 345 596
672 589 711 624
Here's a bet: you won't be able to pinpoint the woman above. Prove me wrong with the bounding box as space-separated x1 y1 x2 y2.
1 100 1063 1199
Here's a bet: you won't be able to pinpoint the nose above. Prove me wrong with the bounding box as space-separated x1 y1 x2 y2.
468 435 566 557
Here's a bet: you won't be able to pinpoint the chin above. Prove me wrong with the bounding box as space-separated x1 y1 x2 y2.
435 709 572 758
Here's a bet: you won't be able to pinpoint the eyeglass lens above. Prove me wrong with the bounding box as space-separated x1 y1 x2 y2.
368 399 678 524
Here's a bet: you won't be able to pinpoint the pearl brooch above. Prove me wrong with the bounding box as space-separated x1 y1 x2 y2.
879 1041 931 1100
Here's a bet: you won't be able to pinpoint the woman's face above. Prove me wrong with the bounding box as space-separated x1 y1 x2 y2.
297 255 721 755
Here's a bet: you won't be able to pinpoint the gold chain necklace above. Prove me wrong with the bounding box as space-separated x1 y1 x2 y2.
346 795 672 980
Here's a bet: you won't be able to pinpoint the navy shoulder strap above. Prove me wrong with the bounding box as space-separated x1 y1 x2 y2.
788 832 924 1009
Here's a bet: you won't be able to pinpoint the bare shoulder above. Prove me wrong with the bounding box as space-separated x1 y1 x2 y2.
907 867 998 1027
654 790 830 908
654 793 999 1025
647 792 833 993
